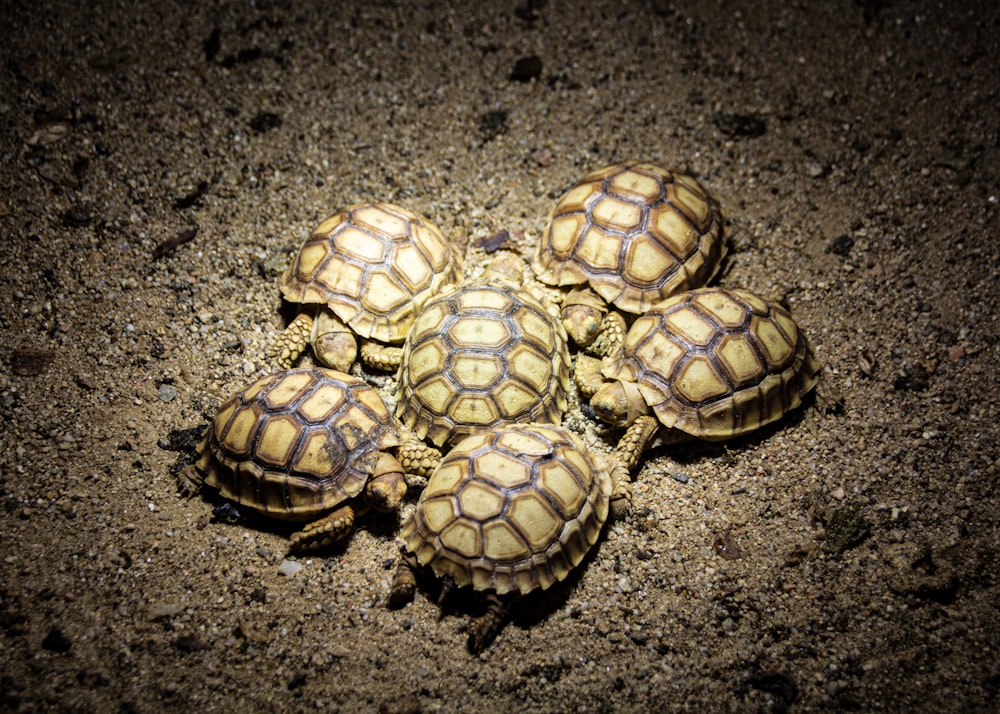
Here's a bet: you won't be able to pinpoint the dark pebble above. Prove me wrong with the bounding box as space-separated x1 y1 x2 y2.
42 627 73 652
249 112 282 133
173 634 210 652
713 112 767 138
152 227 198 260
75 373 98 390
827 234 854 256
476 229 510 252
823 505 872 554
479 110 509 142
510 55 542 82
212 502 242 524
204 27 221 62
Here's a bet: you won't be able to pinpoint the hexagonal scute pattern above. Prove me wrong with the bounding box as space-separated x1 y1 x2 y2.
400 425 612 596
195 368 402 519
395 283 571 447
602 288 821 439
532 163 726 313
279 203 462 343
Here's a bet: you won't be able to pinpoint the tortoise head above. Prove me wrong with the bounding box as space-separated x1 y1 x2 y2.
590 379 648 427
560 288 606 348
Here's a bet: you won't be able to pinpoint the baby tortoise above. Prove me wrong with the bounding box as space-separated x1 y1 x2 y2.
178 368 439 552
273 202 462 372
587 287 821 470
389 424 628 653
394 252 571 448
533 162 726 356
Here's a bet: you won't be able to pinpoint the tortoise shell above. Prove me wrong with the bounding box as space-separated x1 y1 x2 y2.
194 368 402 520
394 281 571 447
399 424 611 595
602 288 820 439
279 202 462 343
532 162 726 314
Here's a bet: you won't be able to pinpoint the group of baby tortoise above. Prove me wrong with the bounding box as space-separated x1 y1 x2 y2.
178 162 824 653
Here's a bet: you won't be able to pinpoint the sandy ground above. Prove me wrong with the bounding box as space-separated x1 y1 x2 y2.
2 0 998 711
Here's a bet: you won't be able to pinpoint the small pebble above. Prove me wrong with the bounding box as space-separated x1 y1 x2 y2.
533 148 554 166
256 545 278 563
75 373 97 390
157 384 178 402
806 161 827 178
671 472 690 484
510 54 542 82
42 627 72 652
278 559 302 577
823 506 871 554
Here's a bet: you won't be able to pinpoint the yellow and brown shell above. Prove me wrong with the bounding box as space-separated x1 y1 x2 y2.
400 424 611 595
395 281 571 447
279 202 462 343
193 368 402 520
533 162 726 314
603 288 820 439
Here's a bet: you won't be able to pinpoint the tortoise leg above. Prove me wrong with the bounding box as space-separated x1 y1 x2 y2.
288 503 356 552
271 311 313 369
395 432 443 490
359 340 404 372
436 577 457 611
613 415 660 472
388 551 419 608
573 354 606 399
175 464 205 498
468 591 511 654
815 377 845 415
607 457 634 522
587 310 627 358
